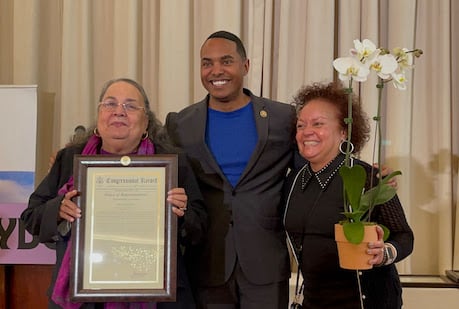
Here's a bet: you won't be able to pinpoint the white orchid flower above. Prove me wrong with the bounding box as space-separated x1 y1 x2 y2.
391 72 408 90
392 47 414 71
370 54 398 80
351 39 379 62
333 57 370 82
333 38 421 90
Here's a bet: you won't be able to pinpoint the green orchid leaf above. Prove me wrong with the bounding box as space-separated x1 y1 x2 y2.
339 165 366 210
381 170 402 185
361 183 396 207
373 184 397 205
342 210 365 222
343 221 365 244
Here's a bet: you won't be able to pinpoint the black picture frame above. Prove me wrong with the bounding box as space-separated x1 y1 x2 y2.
70 155 178 303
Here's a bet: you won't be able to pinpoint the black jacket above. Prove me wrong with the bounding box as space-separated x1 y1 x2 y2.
21 142 207 309
284 153 414 309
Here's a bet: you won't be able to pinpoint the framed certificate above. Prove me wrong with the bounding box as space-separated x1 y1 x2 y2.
70 155 178 302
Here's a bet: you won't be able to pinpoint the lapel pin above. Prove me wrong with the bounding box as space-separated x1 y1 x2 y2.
259 110 267 118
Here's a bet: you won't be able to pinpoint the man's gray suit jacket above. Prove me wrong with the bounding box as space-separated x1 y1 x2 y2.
165 88 295 287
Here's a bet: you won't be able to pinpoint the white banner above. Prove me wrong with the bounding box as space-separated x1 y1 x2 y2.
0 85 55 264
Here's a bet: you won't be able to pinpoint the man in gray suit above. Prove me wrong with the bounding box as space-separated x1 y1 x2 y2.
165 31 295 308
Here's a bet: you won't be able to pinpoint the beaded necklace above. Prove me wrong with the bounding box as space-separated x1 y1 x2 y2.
301 154 346 191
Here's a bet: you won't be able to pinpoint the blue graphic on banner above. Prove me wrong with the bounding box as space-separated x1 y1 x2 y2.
0 171 34 204
0 171 55 264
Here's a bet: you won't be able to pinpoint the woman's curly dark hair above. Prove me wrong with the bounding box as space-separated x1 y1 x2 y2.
291 81 370 154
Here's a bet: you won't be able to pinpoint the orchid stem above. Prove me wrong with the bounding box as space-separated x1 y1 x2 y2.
344 79 353 167
369 79 384 218
342 79 353 214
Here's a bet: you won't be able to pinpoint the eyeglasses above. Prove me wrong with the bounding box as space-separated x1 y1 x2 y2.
98 101 146 113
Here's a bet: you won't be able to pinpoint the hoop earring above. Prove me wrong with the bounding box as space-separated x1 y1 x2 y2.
93 128 100 137
142 132 149 140
339 139 355 155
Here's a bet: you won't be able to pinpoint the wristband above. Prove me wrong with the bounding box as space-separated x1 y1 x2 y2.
384 243 397 265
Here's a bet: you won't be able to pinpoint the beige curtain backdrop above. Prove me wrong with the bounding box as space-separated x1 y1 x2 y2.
1 0 458 275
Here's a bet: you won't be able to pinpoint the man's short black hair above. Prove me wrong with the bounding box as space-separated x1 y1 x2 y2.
206 30 247 60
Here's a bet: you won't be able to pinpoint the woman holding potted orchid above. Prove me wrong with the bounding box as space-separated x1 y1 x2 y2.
283 81 413 309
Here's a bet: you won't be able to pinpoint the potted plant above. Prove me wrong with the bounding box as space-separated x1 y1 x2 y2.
332 39 422 269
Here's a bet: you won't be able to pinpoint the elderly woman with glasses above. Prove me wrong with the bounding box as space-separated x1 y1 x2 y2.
21 78 207 309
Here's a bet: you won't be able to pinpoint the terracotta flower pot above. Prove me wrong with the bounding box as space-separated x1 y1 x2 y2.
334 223 378 270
